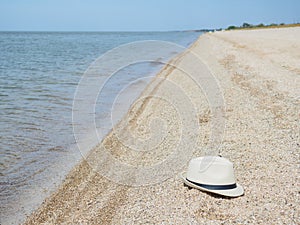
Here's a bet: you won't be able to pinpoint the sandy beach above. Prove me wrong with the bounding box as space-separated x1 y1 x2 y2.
25 27 299 224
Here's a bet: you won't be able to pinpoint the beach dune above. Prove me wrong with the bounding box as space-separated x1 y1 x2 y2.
25 27 300 224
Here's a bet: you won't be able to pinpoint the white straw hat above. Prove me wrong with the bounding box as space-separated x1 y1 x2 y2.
181 156 244 197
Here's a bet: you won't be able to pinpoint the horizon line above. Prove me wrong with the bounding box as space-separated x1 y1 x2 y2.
0 28 218 33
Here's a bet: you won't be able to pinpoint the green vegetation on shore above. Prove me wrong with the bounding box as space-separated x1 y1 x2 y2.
226 22 300 30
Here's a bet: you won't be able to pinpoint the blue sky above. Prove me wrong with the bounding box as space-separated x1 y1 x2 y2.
0 0 299 31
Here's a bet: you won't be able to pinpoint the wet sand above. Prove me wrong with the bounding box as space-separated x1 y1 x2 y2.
24 27 299 224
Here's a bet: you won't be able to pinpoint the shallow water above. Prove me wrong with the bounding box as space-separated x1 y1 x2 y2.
0 31 201 224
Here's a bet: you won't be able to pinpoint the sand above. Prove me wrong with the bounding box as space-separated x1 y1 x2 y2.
24 27 300 224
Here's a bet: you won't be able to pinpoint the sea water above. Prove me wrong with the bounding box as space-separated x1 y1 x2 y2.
0 31 201 224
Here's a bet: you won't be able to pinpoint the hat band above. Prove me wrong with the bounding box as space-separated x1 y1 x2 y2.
186 178 237 190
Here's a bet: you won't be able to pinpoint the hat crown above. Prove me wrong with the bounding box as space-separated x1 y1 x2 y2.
186 156 236 185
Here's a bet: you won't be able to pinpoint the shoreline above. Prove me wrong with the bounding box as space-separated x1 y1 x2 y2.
25 27 299 224
0 32 201 225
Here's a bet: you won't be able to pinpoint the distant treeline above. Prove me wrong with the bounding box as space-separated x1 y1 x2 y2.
226 22 300 30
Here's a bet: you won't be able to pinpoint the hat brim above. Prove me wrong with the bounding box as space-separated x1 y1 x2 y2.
181 172 244 197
